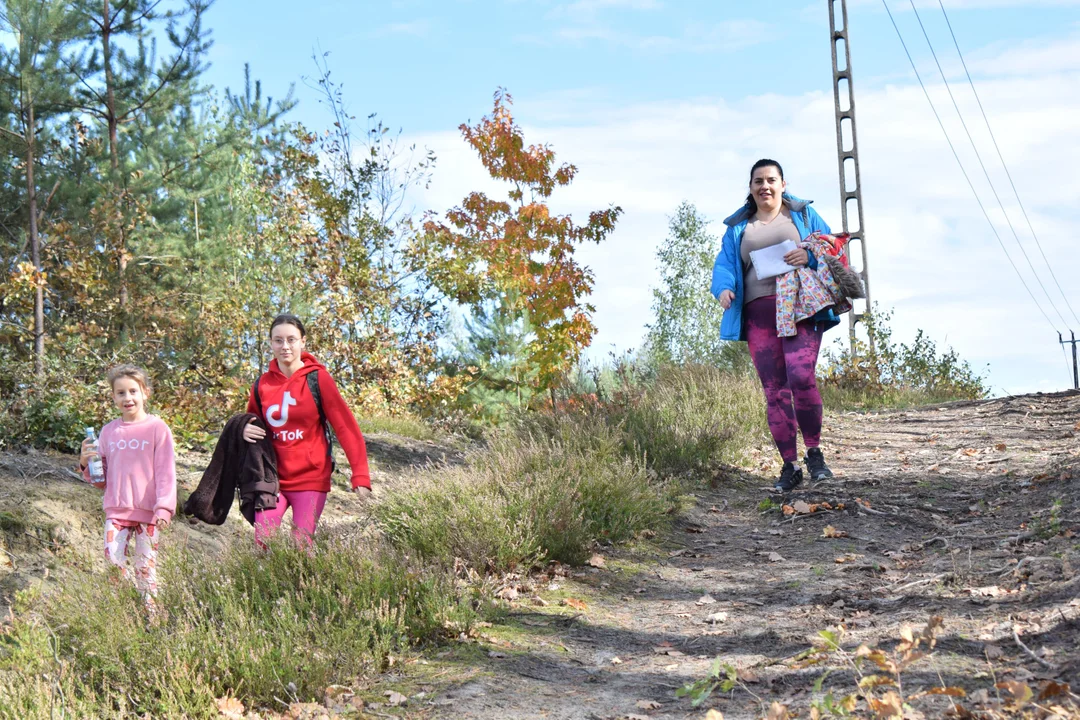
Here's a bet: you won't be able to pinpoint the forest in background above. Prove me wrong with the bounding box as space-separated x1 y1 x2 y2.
0 0 988 453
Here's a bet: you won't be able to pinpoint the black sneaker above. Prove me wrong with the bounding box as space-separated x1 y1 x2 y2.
805 447 833 481
773 462 803 493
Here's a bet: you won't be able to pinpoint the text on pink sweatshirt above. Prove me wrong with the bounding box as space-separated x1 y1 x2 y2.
83 415 177 524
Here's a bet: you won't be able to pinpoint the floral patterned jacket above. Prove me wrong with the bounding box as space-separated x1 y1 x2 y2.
774 234 851 337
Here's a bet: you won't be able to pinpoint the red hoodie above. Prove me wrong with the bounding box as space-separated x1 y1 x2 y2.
247 352 371 492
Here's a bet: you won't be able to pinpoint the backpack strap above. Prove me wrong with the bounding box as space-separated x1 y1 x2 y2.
252 375 263 418
306 370 336 471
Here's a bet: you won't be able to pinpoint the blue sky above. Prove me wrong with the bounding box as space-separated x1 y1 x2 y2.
203 1 1080 395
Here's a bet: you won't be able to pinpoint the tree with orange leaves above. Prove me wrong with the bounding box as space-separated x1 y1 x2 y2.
419 89 622 391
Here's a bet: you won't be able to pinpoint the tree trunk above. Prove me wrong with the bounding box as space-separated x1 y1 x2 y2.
101 0 127 338
26 103 44 377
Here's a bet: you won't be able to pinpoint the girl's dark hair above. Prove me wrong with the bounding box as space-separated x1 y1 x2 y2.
745 158 785 209
269 313 306 338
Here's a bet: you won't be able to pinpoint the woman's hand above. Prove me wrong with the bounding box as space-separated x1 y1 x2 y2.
79 438 97 469
242 420 266 444
718 289 735 310
352 486 372 501
784 248 810 268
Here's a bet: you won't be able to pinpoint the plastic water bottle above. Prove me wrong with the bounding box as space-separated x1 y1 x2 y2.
85 427 105 484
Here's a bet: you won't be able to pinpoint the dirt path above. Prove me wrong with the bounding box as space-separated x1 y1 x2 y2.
2 394 1078 719
419 392 1080 719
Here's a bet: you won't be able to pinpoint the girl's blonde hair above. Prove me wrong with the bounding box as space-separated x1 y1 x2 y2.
106 364 152 396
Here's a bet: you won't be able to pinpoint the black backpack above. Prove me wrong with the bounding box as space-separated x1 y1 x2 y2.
252 370 336 471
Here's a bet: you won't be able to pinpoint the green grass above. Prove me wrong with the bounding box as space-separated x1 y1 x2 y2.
0 529 478 719
358 413 436 441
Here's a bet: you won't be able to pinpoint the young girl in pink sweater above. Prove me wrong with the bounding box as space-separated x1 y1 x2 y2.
80 364 176 609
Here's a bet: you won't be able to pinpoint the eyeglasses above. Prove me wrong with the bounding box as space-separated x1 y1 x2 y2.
271 337 302 348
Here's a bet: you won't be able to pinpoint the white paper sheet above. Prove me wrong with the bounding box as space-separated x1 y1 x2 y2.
749 239 799 280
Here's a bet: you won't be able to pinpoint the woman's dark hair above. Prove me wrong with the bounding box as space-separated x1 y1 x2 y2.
745 158 785 208
269 313 306 338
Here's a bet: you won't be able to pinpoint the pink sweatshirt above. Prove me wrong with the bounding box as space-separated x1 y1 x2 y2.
83 415 177 524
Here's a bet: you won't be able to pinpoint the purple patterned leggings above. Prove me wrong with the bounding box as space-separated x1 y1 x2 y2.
745 296 824 463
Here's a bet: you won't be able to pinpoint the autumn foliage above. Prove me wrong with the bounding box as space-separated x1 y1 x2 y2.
419 89 622 390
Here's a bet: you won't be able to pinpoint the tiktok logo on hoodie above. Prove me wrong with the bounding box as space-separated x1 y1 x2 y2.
266 392 304 441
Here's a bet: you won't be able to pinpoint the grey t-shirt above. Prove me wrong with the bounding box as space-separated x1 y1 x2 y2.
740 208 800 305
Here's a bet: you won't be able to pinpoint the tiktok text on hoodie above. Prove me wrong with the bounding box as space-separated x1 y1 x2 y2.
247 352 371 493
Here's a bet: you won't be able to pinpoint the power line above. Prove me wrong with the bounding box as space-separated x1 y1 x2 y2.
879 0 1061 334
906 0 1070 330
936 0 1080 329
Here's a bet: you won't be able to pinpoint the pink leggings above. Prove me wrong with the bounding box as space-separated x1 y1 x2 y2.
745 295 825 464
254 490 327 546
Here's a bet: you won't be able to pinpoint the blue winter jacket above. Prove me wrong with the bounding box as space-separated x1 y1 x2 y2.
710 193 841 342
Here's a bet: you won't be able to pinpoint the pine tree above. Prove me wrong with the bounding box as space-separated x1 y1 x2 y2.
0 0 82 375
455 292 538 422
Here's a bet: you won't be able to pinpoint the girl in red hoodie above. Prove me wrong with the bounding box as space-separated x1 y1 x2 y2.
243 314 372 544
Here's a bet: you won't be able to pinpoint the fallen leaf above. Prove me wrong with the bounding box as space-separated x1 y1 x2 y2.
696 594 716 605
385 690 408 707
706 712 725 720
962 448 978 457
562 598 587 611
782 504 795 516
216 696 245 719
624 715 649 720
995 443 1007 451
587 554 606 568
793 500 813 514
767 552 785 563
739 668 761 683
638 528 656 539
823 525 848 538
611 656 623 665
766 701 790 720
704 611 728 624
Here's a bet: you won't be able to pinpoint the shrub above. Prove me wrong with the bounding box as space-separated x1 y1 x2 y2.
376 413 670 572
0 530 476 718
611 364 767 477
820 307 989 409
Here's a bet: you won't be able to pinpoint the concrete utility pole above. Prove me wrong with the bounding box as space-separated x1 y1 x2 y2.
1061 332 1079 390
829 0 871 344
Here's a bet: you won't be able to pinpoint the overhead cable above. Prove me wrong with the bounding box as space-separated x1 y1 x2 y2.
937 0 1080 328
906 0 1070 330
880 0 1060 334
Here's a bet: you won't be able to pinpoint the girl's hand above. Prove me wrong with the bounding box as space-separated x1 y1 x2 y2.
156 516 171 528
718 289 735 310
80 438 98 469
784 248 810 267
352 486 373 501
242 421 266 443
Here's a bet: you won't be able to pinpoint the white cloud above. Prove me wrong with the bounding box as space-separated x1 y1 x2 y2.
374 20 431 37
406 36 1080 395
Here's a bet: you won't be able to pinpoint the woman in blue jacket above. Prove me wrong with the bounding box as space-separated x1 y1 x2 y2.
711 159 837 492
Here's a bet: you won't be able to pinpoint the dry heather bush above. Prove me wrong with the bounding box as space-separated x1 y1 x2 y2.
0 530 476 719
376 413 671 572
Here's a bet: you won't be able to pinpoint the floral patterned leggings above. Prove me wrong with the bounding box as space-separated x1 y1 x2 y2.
104 518 160 602
744 295 825 464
